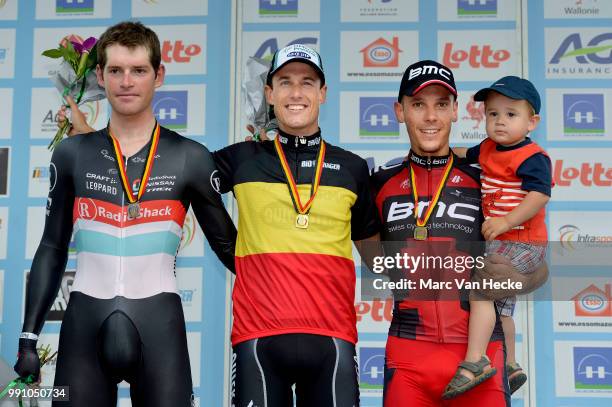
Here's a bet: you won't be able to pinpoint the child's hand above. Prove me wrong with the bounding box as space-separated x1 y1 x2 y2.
482 217 512 241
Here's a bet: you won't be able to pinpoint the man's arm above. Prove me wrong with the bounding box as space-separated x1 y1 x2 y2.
187 142 237 273
15 140 76 379
472 254 549 300
354 233 382 274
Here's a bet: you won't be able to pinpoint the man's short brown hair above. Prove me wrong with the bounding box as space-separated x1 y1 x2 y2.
97 21 161 73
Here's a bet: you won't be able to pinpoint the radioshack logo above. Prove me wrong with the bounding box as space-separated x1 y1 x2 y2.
547 30 612 78
572 284 611 317
259 0 298 16
56 0 94 14
361 37 401 67
573 347 612 391
563 94 605 136
457 0 497 17
553 159 611 188
359 347 385 389
254 37 318 61
443 42 510 68
161 40 201 63
153 91 188 131
359 97 399 137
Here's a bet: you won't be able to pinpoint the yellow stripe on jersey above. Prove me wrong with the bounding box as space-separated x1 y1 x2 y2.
234 182 357 259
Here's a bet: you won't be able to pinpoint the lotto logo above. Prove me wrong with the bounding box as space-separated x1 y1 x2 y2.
553 160 611 187
443 43 510 68
161 41 202 63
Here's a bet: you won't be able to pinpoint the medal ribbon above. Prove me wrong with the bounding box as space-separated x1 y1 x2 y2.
409 154 454 228
274 136 326 215
108 121 160 204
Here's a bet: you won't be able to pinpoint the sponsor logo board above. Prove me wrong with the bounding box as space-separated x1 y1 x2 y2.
131 0 207 17
0 88 13 139
545 28 612 79
341 0 418 22
549 149 612 202
544 0 612 19
0 29 15 78
358 342 386 395
546 89 610 141
176 267 203 322
154 85 206 135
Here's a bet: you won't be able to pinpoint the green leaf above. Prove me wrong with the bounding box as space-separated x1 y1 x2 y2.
42 48 63 59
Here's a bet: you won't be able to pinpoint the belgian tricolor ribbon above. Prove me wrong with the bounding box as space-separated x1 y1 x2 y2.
274 136 326 229
409 154 454 240
108 121 160 209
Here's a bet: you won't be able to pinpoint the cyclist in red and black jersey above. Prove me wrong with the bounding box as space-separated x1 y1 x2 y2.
370 60 547 406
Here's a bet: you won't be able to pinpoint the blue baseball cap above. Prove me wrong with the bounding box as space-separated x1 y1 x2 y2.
474 76 541 114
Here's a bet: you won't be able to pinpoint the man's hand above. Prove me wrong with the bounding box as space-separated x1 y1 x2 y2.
472 254 549 300
58 95 95 136
482 217 512 241
13 338 40 382
245 124 276 142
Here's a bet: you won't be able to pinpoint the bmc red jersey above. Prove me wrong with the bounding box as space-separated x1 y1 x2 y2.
370 151 504 343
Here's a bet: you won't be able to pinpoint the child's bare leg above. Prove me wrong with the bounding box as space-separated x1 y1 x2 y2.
461 297 496 379
501 315 516 365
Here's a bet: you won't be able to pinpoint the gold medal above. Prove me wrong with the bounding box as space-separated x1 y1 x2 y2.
274 136 326 231
413 226 428 240
127 202 140 219
409 153 454 241
295 213 309 229
108 122 160 220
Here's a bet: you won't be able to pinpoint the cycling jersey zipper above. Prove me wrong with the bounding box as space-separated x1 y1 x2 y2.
118 155 128 297
428 162 444 342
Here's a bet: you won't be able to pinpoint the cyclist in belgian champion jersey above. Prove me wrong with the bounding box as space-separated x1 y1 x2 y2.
14 21 236 407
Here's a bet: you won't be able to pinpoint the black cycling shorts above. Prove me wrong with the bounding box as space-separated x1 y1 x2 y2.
231 333 359 407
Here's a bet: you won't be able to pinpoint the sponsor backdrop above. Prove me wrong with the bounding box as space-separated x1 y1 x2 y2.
0 0 610 406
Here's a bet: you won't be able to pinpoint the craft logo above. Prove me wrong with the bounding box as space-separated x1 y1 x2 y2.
56 0 94 14
259 0 298 16
254 37 318 61
359 97 399 137
25 271 75 321
573 347 612 391
443 42 510 68
548 31 612 77
153 91 188 131
457 0 497 17
361 37 401 67
359 347 385 389
0 147 8 196
161 40 201 64
563 94 605 136
572 284 612 317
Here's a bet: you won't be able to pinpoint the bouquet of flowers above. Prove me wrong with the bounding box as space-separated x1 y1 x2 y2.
242 56 277 141
42 35 106 150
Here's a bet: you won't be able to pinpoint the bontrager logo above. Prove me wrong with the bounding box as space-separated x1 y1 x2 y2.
386 200 479 222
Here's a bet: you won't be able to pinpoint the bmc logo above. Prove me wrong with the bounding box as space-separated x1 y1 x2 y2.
161 40 202 63
386 200 479 222
443 43 510 68
553 160 612 187
550 32 612 65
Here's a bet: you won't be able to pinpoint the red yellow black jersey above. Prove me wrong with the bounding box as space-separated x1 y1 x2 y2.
214 130 380 346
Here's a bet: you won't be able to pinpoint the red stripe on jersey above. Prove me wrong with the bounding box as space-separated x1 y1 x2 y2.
231 252 357 346
72 197 186 227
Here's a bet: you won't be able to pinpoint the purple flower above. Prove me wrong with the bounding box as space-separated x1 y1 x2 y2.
71 37 97 55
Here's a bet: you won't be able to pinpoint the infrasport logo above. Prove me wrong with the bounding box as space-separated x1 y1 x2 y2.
457 0 497 17
56 0 94 14
359 347 385 389
563 94 605 136
259 0 298 16
558 224 612 251
573 347 612 391
361 37 401 67
359 97 399 137
153 91 188 131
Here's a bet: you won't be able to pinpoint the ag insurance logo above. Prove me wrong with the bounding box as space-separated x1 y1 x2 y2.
359 97 399 137
546 28 612 79
563 94 605 136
